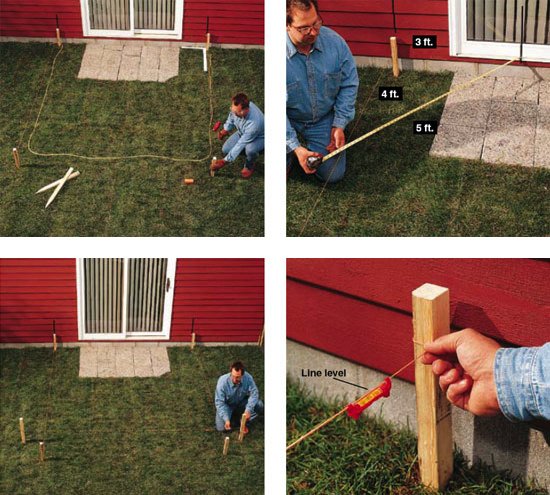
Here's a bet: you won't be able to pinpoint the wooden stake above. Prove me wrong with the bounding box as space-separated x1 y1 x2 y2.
238 413 247 442
19 417 26 444
223 436 230 455
12 147 20 169
210 156 216 177
390 36 400 78
55 14 62 47
206 33 211 51
412 283 453 491
39 441 45 462
53 333 57 352
45 166 73 209
257 326 264 347
36 171 80 194
191 332 196 350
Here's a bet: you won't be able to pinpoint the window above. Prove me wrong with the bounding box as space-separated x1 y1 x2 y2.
449 0 550 62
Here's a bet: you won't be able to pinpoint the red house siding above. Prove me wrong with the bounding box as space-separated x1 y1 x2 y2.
170 258 264 343
0 0 264 45
319 0 549 67
287 259 550 383
182 0 263 45
0 259 79 344
0 258 264 344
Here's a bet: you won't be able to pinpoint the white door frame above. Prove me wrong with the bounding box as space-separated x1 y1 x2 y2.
80 0 184 39
76 258 176 341
449 0 550 63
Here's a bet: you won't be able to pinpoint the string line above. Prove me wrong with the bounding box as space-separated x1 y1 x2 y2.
297 57 518 236
27 44 215 163
287 350 426 452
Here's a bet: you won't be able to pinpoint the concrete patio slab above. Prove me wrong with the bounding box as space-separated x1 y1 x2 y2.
486 101 538 130
431 123 485 161
78 41 180 82
79 347 98 377
115 347 135 377
118 54 141 81
158 46 180 82
79 343 170 378
133 347 154 377
97 347 117 378
430 73 546 168
122 44 143 57
151 347 171 376
98 48 122 80
535 109 550 168
445 73 496 104
539 82 550 107
483 127 536 167
492 77 540 103
440 99 491 130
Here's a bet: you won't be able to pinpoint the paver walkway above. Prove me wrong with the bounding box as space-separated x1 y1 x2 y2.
430 75 549 168
79 343 171 378
78 41 180 82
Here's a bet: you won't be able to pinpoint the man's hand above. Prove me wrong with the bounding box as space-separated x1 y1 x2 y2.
218 129 229 140
327 127 345 153
211 159 226 171
421 328 501 416
224 420 231 430
294 146 322 175
244 410 251 420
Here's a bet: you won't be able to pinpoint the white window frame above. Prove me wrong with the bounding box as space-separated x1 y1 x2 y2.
449 0 550 63
80 0 184 39
76 258 176 341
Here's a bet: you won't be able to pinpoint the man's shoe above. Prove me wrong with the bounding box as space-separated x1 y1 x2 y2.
241 164 255 179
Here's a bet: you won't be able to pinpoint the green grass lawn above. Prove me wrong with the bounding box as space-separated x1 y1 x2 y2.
0 346 264 494
287 380 547 494
0 43 264 236
287 67 550 237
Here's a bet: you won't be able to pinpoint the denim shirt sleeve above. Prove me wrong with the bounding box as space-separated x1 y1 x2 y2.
244 372 260 413
332 39 359 129
214 375 231 422
223 111 236 132
494 344 550 422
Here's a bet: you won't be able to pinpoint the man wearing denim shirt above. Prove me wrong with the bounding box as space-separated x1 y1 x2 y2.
211 93 264 179
214 361 264 432
286 0 359 183
422 329 549 422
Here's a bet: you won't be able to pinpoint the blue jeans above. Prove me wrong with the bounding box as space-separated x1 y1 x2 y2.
222 132 264 168
215 398 264 431
287 112 347 183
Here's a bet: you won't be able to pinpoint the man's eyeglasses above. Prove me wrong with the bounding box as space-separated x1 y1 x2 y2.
291 19 322 35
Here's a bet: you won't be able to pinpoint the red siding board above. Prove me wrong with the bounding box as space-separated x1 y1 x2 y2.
1 1 263 45
1 258 264 344
316 0 549 67
287 279 415 382
287 259 550 382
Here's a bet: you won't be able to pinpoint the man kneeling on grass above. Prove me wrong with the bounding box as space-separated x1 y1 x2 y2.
211 93 265 179
215 361 264 434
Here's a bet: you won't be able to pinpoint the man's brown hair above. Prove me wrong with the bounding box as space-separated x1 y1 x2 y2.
230 361 245 373
232 93 250 109
286 0 319 25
